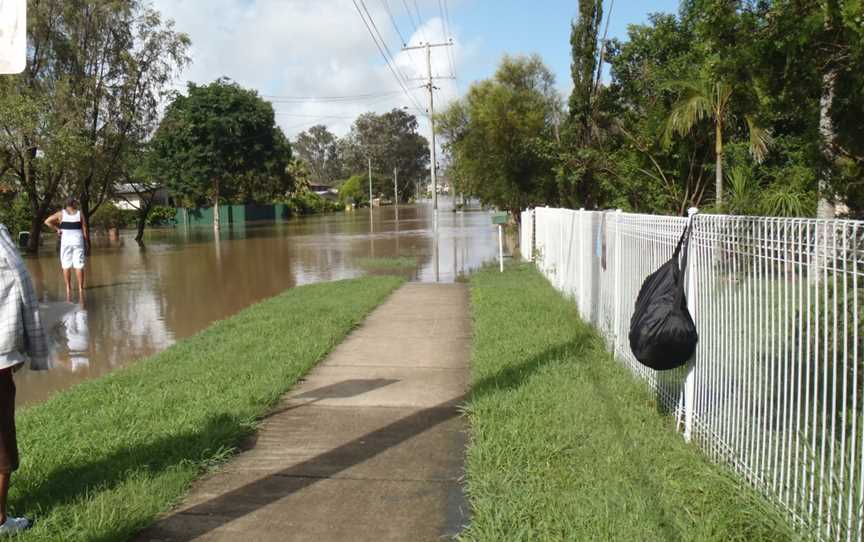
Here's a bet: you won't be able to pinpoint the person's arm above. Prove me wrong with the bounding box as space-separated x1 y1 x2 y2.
44 211 62 233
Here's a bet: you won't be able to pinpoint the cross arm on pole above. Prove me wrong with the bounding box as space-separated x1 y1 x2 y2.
401 41 453 52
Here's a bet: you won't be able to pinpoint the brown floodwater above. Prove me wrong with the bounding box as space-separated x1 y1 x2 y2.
15 201 515 407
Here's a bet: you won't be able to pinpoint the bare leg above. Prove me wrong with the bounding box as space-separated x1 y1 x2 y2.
0 471 9 524
63 268 72 302
75 268 85 302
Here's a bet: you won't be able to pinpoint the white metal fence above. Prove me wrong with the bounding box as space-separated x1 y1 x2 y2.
523 206 864 541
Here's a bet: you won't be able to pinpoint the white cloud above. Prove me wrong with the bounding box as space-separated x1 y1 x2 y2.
151 0 470 140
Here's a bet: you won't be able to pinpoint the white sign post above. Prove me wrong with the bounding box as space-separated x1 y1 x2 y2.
0 0 26 75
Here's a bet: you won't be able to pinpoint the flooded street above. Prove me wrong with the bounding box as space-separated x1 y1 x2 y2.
16 201 513 407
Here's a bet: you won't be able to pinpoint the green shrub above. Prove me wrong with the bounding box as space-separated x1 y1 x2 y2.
147 205 176 226
91 202 134 230
284 192 341 216
338 175 367 206
0 193 33 236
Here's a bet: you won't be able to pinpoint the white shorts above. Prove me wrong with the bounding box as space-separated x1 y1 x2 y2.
60 244 86 270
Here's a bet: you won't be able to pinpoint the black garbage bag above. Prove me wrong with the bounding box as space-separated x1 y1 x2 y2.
628 225 698 370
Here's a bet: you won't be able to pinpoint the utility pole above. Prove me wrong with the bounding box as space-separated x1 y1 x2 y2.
402 40 453 217
367 156 373 208
393 167 399 221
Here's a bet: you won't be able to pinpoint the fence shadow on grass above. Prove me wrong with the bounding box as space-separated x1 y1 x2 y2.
468 331 599 401
466 325 685 541
585 360 684 542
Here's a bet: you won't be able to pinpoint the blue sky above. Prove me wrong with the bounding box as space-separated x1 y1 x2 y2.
443 0 681 92
156 0 683 137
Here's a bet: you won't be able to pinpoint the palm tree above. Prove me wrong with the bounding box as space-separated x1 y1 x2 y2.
662 77 771 209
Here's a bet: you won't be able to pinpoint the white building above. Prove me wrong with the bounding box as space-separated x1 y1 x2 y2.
113 183 171 210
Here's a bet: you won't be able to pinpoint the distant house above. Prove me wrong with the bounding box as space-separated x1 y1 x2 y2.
309 184 339 201
426 181 450 195
113 183 171 210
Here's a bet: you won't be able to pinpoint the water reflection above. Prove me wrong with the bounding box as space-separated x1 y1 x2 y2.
16 200 506 406
62 306 89 371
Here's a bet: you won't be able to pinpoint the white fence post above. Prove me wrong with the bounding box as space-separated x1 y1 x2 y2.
683 207 699 442
612 209 623 356
531 208 536 262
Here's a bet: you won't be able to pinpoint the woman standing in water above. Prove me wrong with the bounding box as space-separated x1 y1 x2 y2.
44 198 90 303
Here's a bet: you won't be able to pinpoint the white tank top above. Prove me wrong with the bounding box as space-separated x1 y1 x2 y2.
60 209 84 246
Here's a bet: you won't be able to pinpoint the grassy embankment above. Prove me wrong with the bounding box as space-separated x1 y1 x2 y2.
463 263 799 541
11 276 403 541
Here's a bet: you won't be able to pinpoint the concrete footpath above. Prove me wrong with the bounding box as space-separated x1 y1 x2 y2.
138 283 471 541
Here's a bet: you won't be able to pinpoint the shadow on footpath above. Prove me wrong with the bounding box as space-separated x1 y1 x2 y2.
135 396 468 541
133 341 602 540
13 380 398 540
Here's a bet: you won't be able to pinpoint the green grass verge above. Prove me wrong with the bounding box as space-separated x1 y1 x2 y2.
11 276 404 541
463 263 799 541
355 256 419 270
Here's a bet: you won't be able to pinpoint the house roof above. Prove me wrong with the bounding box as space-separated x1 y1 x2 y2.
114 183 159 195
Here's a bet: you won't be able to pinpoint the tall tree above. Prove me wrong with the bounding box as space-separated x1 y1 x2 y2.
663 76 770 209
0 0 189 252
149 79 292 230
568 0 603 144
293 125 341 185
341 109 429 201
437 55 561 217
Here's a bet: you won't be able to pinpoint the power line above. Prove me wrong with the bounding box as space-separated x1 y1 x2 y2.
274 113 359 119
351 0 426 113
379 0 408 46
263 89 410 103
357 0 424 111
438 0 456 79
400 0 420 35
358 0 426 110
411 0 425 32
379 0 425 81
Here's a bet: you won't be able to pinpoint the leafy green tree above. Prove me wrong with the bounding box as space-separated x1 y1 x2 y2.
293 125 341 185
338 175 368 206
149 79 292 229
568 0 603 144
662 76 770 210
340 109 429 201
0 0 189 252
122 146 167 243
437 55 561 217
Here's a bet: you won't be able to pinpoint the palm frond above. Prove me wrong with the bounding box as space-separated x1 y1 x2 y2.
661 78 713 149
726 164 759 215
745 114 772 163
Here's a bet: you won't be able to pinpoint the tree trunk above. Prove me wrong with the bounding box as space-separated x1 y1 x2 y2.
135 211 147 244
26 212 43 254
715 119 724 210
135 195 157 245
817 65 838 219
213 178 221 231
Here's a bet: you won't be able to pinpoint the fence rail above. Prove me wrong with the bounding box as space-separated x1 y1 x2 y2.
523 207 864 541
